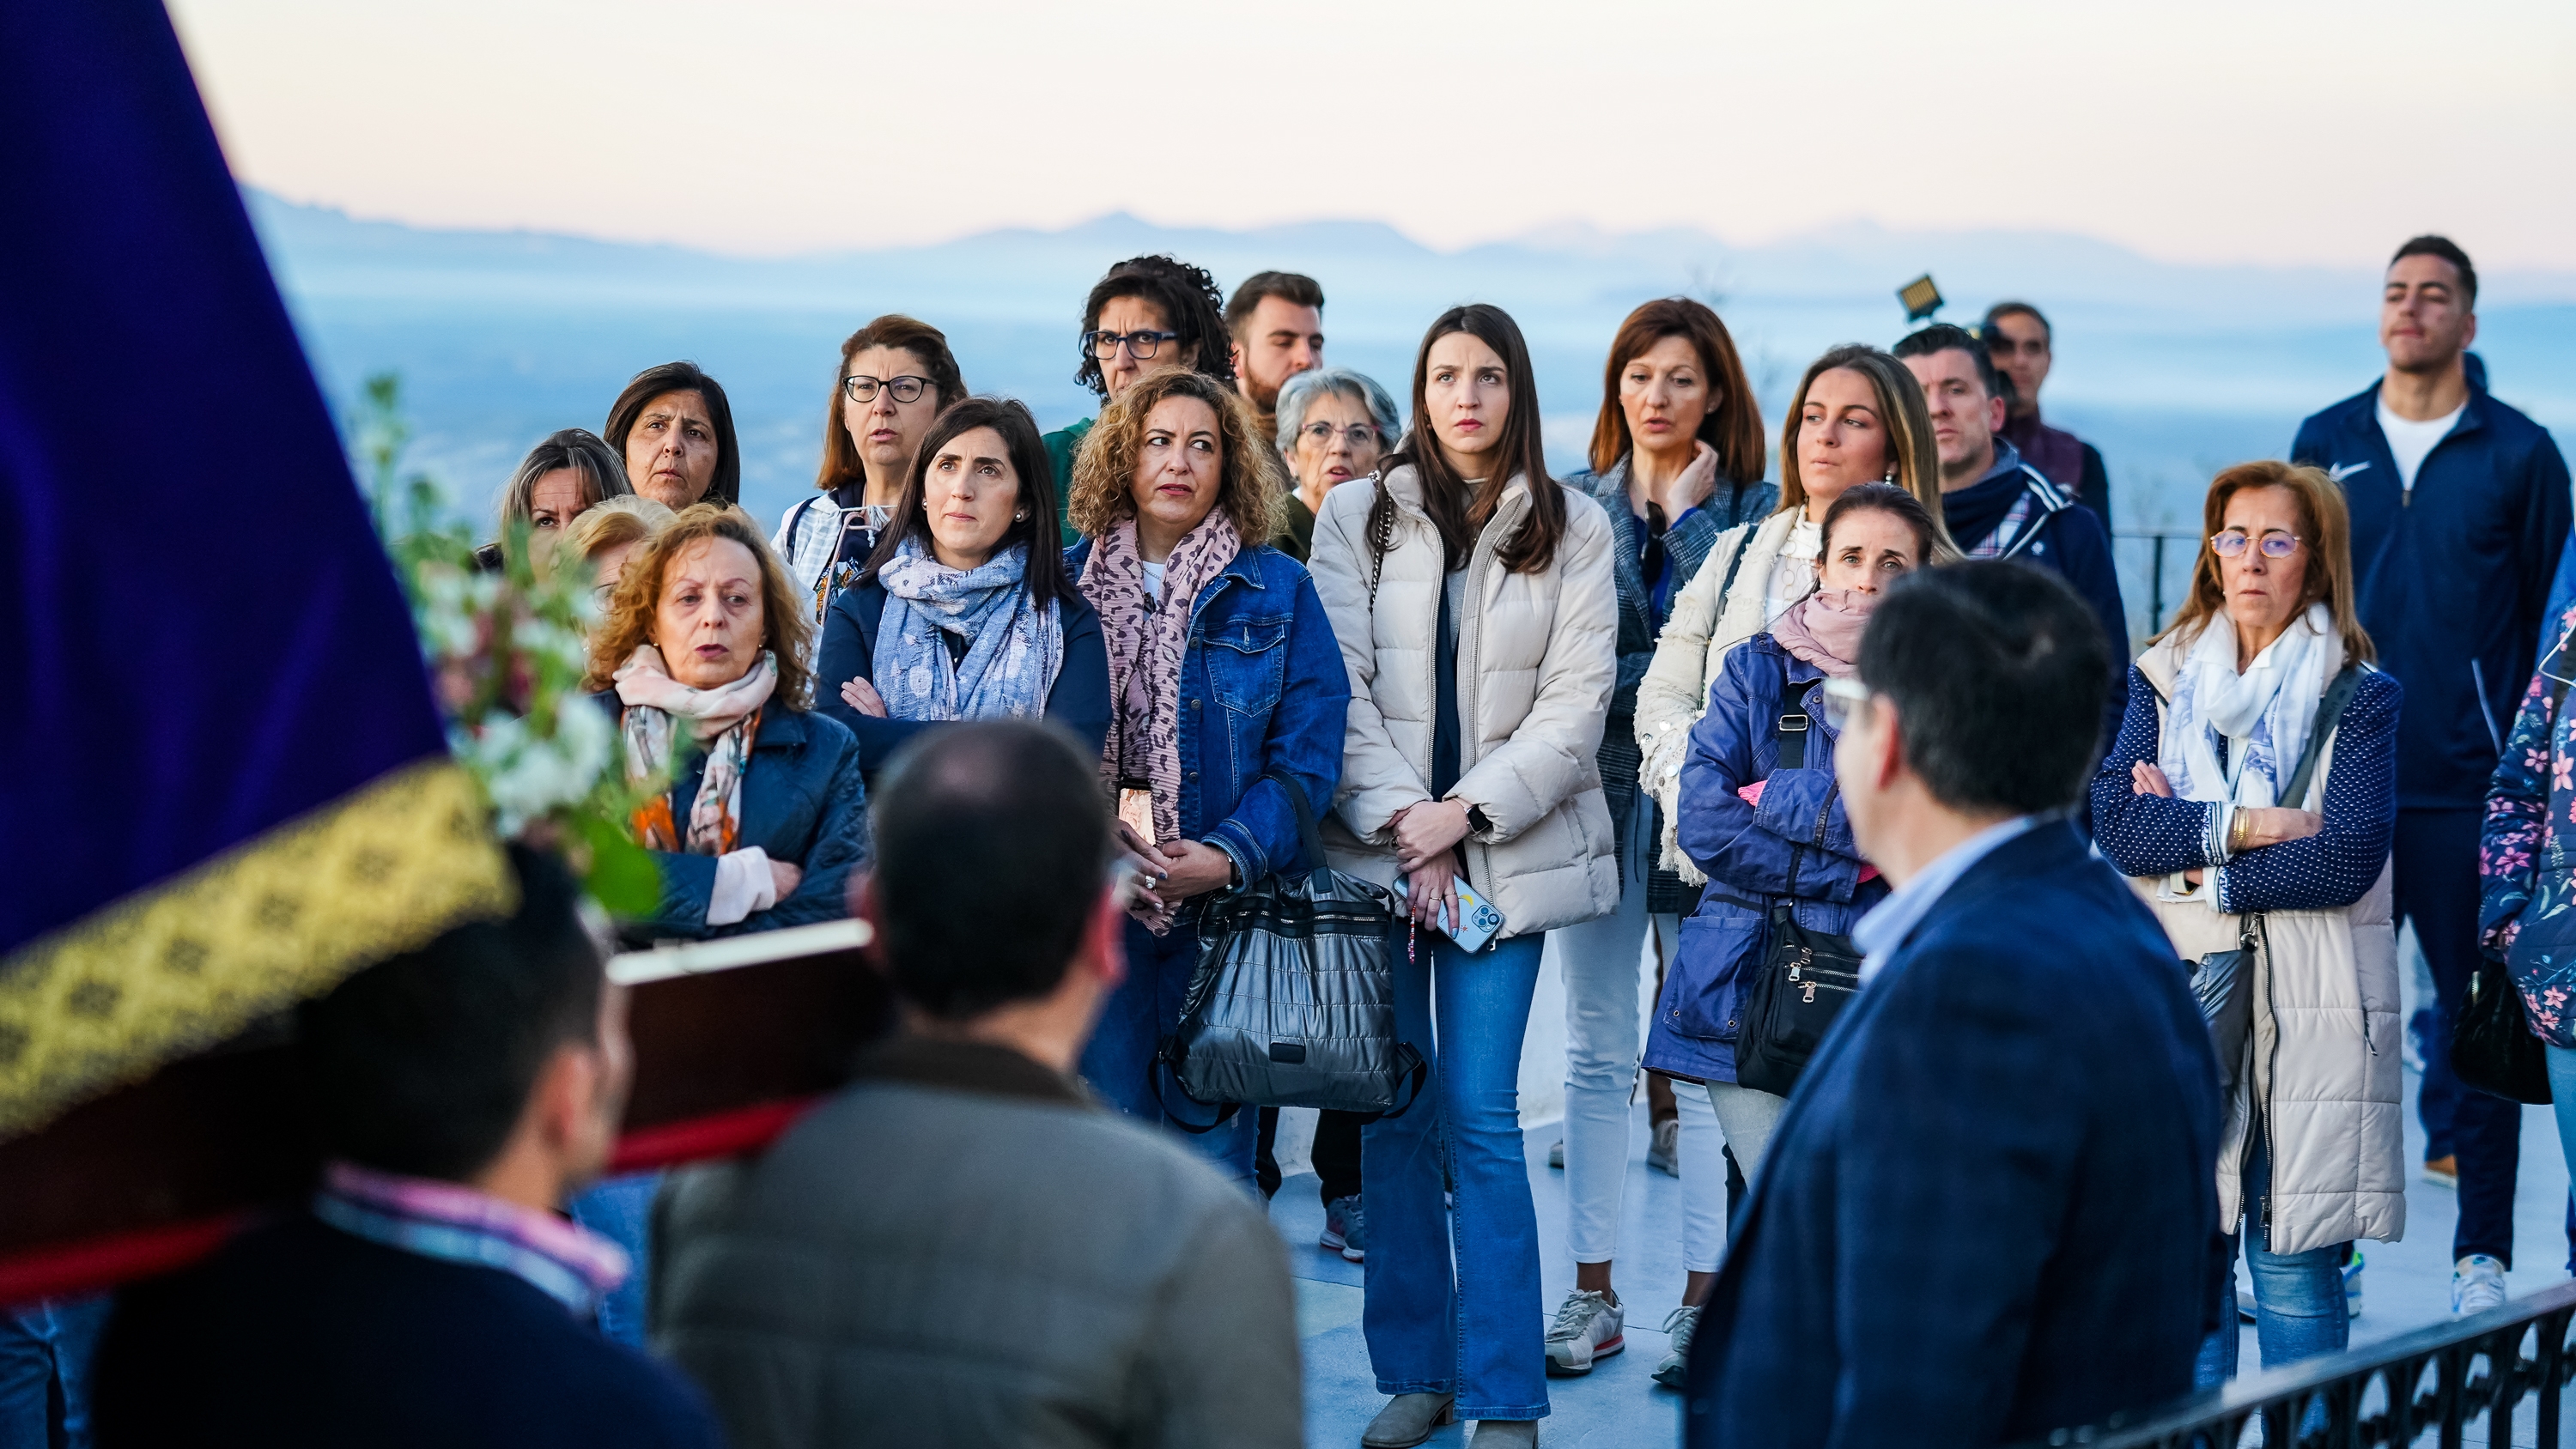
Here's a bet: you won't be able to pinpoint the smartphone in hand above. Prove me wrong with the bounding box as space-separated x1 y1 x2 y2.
1391 876 1507 954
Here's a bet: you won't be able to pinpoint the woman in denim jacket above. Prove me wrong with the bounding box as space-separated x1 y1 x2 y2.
1065 365 1350 1188
1643 484 1938 1322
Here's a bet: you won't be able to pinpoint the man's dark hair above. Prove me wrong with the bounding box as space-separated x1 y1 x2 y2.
1982 300 2050 340
870 721 1114 1019
1857 562 2110 815
297 844 605 1181
604 360 741 506
1075 254 1236 397
2391 234 2477 308
1224 271 1325 338
1893 322 2003 402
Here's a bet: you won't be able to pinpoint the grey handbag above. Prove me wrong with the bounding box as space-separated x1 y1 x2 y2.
1152 768 1426 1129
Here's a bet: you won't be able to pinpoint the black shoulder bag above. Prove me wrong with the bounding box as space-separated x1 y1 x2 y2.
1731 691 1865 1098
1151 769 1428 1128
2455 667 2561 1106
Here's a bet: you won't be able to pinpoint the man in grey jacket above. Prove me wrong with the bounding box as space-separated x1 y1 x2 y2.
652 720 1303 1449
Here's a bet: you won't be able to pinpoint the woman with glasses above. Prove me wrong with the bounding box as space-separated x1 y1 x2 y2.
477 427 634 573
1064 366 1349 1187
1309 304 1617 1449
1540 298 1772 1385
772 315 968 652
1271 366 1400 562
2091 460 2400 1386
1042 255 1236 543
1638 482 1943 1382
813 396 1109 779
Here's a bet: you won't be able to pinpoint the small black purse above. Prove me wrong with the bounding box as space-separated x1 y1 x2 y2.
1731 704 1864 1098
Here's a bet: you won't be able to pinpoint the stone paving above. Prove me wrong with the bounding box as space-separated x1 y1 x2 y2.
1271 1064 2576 1448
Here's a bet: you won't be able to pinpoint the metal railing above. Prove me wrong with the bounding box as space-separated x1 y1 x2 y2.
2029 1280 2576 1447
2114 529 2205 642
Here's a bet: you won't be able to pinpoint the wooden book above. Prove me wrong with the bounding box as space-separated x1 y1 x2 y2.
0 919 888 1305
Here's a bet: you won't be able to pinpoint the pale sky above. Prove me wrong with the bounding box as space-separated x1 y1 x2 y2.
169 0 2576 270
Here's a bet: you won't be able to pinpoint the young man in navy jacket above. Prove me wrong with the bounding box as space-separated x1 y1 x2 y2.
2293 235 2572 1314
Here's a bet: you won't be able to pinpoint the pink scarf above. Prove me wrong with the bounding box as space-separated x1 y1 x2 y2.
1767 587 1878 680
1079 513 1241 851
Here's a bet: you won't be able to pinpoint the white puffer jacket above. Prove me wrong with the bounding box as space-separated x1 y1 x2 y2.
2130 634 2403 1257
1633 506 1809 882
1309 465 1620 938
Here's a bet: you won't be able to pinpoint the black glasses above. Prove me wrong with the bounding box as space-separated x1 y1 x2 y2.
1640 502 1670 585
2211 529 2299 560
1297 421 1382 449
843 374 928 403
1082 329 1182 361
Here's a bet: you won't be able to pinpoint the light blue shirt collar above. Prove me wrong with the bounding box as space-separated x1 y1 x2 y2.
1853 815 2039 985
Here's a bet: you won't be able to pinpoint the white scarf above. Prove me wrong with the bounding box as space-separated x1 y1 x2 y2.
2158 603 2334 901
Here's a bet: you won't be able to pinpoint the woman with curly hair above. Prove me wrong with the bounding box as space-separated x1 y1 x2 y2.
1042 254 1237 543
585 503 867 943
1065 365 1349 1185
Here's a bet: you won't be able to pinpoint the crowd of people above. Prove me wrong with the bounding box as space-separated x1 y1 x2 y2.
9 231 2575 1449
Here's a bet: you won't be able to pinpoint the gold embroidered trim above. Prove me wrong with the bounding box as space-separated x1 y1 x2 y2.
0 757 513 1139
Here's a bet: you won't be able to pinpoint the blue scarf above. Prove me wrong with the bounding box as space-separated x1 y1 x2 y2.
872 537 1063 724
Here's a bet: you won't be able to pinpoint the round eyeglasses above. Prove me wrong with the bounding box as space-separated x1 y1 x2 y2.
2210 529 2299 560
843 374 928 403
1819 677 1874 731
1082 329 1181 361
1298 421 1382 449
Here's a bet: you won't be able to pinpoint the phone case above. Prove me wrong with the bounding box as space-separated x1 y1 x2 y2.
1392 876 1508 953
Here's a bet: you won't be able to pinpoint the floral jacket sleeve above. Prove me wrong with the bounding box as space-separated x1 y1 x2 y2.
2480 635 2573 958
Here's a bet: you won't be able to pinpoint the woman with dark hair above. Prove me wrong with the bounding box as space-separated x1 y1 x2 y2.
1064 365 1348 1188
1309 303 1617 1447
586 504 864 942
773 316 969 641
478 427 633 573
1546 298 1775 1377
813 397 1109 777
605 361 740 511
1640 482 1935 1380
2093 460 2399 1384
1042 255 1236 538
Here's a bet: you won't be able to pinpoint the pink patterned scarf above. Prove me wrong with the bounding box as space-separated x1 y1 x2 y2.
1079 512 1241 850
1767 586 1879 680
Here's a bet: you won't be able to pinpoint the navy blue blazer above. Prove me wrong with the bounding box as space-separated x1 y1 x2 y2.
815 578 1113 774
1684 819 2221 1449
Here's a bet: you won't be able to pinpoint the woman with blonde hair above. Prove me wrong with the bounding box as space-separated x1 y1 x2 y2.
586 503 866 942
2092 460 2400 1385
1635 344 1953 889
554 494 675 601
1065 366 1349 1186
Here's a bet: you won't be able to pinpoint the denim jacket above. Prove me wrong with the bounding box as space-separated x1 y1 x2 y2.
1643 634 1886 1084
599 700 871 943
1066 538 1349 885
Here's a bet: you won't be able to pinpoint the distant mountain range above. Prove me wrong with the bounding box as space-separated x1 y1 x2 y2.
248 187 2575 632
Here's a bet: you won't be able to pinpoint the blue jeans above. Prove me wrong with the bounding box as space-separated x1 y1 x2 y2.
1362 922 1547 1422
568 1172 661 1348
0 1297 108 1449
2196 1133 2348 1385
1077 916 1259 1189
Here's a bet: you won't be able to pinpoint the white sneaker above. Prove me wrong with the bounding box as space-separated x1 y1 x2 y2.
2452 1253 2507 1314
1651 1305 1699 1387
1646 1117 1680 1177
1544 1288 1625 1375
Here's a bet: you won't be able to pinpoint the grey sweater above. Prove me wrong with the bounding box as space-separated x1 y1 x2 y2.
651 1037 1303 1449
